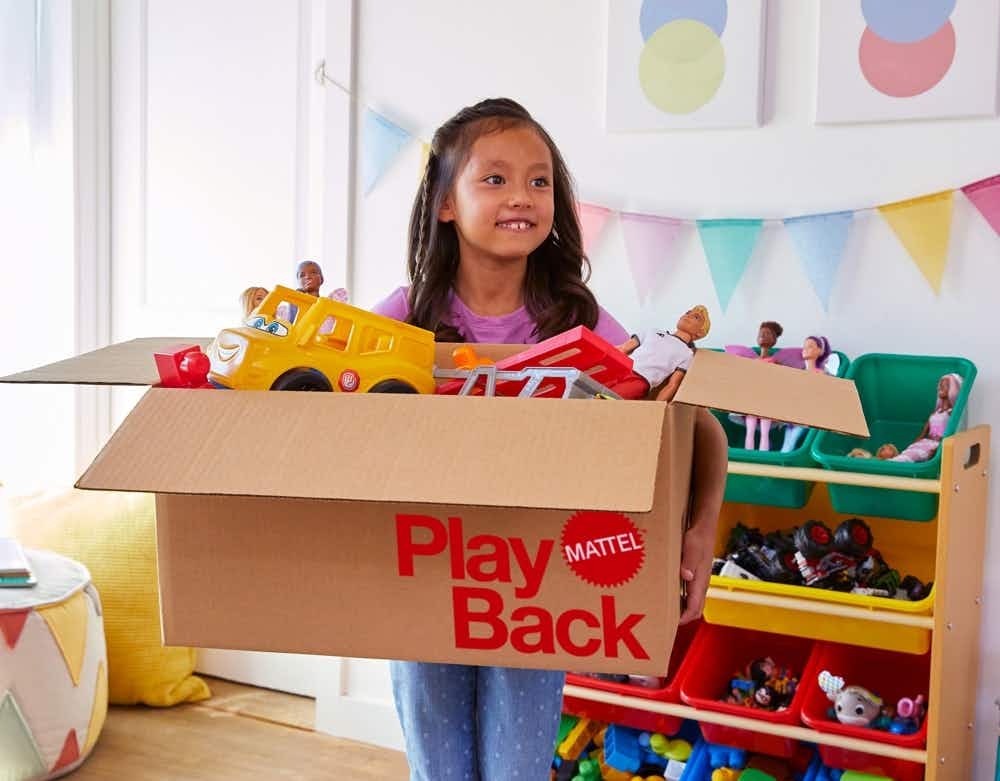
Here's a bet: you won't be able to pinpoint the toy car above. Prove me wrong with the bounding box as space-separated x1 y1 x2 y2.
207 285 437 393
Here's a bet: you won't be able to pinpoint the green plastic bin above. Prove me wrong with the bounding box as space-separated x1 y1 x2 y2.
811 353 976 521
713 350 850 509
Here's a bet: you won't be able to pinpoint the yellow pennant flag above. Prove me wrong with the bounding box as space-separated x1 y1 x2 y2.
878 190 953 293
418 142 431 181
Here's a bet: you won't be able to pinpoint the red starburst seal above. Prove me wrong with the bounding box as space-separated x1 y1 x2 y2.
560 510 645 588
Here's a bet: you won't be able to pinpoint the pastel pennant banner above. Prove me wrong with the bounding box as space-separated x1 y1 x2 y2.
619 212 684 303
783 211 853 310
578 203 614 254
878 190 953 293
696 219 763 312
362 109 412 195
961 174 1000 237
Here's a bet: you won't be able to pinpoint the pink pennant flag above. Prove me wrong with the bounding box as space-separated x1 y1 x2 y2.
962 174 1000 237
577 202 613 254
619 212 684 303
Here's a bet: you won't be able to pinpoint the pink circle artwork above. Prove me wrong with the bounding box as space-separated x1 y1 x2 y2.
859 21 956 97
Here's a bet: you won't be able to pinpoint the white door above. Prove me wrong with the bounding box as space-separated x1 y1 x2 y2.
108 0 352 698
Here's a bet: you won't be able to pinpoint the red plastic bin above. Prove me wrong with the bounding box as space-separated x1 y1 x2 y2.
562 620 701 735
800 643 929 781
678 623 819 758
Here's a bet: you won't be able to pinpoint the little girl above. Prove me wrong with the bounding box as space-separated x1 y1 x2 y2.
373 97 726 781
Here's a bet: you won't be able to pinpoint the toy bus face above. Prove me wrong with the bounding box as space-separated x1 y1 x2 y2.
208 285 437 394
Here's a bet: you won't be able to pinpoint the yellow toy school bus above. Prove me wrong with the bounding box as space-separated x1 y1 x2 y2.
207 285 436 393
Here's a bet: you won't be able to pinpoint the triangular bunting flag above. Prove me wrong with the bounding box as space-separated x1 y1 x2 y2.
619 211 684 303
0 692 47 779
878 190 953 293
783 211 853 309
83 661 109 756
37 591 89 686
52 729 81 772
962 174 1000 237
362 109 412 195
696 219 763 312
0 609 29 649
577 203 614 254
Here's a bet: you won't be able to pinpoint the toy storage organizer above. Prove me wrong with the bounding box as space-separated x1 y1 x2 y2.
562 426 989 781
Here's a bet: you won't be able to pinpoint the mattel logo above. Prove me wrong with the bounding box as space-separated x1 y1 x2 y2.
394 512 649 661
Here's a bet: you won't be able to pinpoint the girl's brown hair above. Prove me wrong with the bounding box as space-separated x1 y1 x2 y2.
406 98 599 342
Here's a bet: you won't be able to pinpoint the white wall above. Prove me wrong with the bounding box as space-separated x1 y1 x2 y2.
349 0 1000 771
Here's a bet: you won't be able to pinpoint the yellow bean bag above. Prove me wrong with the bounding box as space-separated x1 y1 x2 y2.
9 489 210 707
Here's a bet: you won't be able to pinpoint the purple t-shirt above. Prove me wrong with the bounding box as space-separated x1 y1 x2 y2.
371 286 629 345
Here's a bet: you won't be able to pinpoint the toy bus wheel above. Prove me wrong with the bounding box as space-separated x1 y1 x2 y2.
369 380 418 394
271 369 332 392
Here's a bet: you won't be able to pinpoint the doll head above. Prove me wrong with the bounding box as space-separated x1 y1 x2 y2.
936 373 962 409
876 443 899 460
758 321 783 351
676 305 711 342
802 336 831 367
240 286 268 318
296 261 324 296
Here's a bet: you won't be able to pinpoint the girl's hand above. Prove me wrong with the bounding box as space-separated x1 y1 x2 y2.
679 524 715 624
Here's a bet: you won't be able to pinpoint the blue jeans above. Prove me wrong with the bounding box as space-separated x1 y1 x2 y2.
390 661 565 780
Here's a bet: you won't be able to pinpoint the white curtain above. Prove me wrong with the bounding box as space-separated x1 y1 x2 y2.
0 0 77 494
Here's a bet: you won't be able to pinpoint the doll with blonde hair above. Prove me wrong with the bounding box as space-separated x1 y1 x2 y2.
240 286 268 318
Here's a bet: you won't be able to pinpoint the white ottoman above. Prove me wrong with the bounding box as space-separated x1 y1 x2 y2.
0 549 108 780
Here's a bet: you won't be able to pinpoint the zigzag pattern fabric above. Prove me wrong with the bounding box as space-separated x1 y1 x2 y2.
0 549 107 780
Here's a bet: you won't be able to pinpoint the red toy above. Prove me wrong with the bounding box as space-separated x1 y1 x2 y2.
436 326 646 399
154 345 215 389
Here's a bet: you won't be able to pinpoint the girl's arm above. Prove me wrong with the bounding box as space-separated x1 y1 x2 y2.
679 407 728 624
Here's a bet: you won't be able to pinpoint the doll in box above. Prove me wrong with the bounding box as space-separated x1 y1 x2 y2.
617 305 710 402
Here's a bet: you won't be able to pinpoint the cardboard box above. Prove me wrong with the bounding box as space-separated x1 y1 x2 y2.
1 338 867 674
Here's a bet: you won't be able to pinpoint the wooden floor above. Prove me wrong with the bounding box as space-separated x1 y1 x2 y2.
74 677 411 780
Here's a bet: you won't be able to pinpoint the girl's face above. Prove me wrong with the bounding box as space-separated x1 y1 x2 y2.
758 326 777 350
439 125 555 265
803 338 821 361
252 288 267 307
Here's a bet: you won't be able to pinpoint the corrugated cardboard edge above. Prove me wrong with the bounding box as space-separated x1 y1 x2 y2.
0 337 214 385
675 349 870 438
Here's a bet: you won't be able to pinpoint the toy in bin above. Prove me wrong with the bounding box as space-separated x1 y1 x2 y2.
713 518 931 601
847 372 964 464
817 670 926 735
724 656 799 712
552 716 695 781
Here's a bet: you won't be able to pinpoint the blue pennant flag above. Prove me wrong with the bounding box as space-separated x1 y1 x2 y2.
783 211 853 309
696 219 763 312
362 109 412 195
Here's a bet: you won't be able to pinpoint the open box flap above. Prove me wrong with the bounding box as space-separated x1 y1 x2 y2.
0 338 214 386
674 349 870 438
76 388 669 512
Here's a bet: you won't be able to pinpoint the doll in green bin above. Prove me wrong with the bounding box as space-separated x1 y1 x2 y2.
848 373 964 463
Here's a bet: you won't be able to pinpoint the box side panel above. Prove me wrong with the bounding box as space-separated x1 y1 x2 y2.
80 390 667 512
154 493 678 675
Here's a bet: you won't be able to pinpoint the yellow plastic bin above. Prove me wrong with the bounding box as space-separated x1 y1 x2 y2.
706 485 936 655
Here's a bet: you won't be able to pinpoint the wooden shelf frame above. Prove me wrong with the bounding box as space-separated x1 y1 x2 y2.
563 426 990 781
